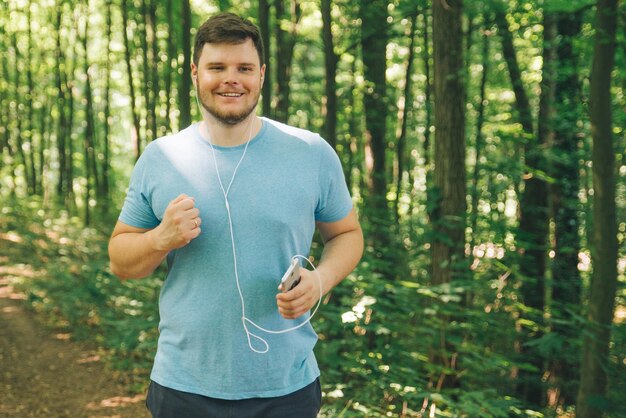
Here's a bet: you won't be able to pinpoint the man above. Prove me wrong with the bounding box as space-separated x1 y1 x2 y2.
108 12 363 418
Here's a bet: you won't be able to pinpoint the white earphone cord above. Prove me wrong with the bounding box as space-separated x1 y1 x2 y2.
195 90 323 354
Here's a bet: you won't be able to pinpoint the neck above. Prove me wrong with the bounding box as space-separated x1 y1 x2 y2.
200 115 260 147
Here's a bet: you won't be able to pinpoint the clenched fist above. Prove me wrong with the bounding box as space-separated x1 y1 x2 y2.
152 194 202 251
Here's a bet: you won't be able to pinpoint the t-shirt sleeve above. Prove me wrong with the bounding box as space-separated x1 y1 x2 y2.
118 146 160 229
314 139 353 223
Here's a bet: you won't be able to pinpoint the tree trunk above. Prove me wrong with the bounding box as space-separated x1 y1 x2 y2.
164 0 176 134
140 0 152 144
431 0 466 389
394 9 418 221
422 9 434 222
493 4 533 133
0 5 17 197
178 0 192 129
10 32 30 194
517 11 556 407
258 0 271 117
469 26 490 257
25 0 37 195
321 0 337 149
550 11 583 406
431 0 466 285
122 0 143 159
141 0 158 143
80 2 97 225
360 0 393 260
148 0 160 141
102 0 113 199
576 1 618 416
54 0 68 200
274 0 300 123
65 30 78 211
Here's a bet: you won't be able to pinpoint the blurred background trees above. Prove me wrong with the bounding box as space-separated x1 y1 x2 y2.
1 0 624 416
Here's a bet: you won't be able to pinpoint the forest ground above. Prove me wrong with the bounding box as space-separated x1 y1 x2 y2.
0 275 148 418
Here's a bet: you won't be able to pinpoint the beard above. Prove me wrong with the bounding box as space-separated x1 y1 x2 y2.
197 86 260 126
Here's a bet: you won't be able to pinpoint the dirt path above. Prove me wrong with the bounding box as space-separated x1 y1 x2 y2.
0 280 149 418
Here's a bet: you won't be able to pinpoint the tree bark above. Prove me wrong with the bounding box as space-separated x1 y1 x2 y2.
54 0 68 200
0 3 17 196
121 0 143 159
518 11 556 407
321 0 338 149
394 9 418 221
550 11 584 406
422 10 433 222
10 32 30 195
80 1 98 224
164 0 176 134
148 0 160 141
576 1 618 416
431 0 466 285
469 26 490 257
274 0 300 123
178 0 192 129
431 0 466 390
360 0 392 257
140 0 153 143
25 0 37 195
258 0 272 117
102 0 113 199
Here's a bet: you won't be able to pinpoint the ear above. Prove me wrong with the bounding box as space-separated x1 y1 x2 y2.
260 64 266 86
191 63 198 87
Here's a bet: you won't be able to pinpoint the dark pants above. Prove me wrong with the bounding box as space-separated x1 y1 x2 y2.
146 379 322 418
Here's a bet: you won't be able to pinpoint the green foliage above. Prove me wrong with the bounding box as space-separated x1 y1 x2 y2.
1 0 625 416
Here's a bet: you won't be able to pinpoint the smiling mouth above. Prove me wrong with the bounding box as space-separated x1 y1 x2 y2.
218 92 244 97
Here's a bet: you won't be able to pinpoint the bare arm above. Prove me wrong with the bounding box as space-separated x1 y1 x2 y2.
276 207 364 319
108 194 202 279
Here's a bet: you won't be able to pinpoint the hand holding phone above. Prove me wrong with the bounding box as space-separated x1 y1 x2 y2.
280 258 301 292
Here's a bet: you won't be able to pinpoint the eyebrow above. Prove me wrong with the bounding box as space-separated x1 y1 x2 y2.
205 62 257 67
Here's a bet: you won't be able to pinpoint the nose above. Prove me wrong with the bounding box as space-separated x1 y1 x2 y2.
222 67 241 85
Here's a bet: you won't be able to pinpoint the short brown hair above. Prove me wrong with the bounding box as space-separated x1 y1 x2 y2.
193 13 264 67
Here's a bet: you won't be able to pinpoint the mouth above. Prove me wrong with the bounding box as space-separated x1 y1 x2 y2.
217 92 244 98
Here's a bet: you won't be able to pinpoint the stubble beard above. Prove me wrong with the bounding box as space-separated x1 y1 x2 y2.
198 89 260 126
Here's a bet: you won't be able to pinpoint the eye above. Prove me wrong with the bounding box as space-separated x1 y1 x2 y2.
208 65 224 71
239 66 253 72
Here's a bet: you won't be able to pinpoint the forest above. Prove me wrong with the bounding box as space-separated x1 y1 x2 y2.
0 0 624 416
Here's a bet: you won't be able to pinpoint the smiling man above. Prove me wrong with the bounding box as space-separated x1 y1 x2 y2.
108 12 363 418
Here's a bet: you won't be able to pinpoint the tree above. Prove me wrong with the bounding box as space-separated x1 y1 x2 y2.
178 0 192 129
360 0 392 257
431 0 466 388
550 10 584 405
321 0 338 149
274 0 300 123
121 0 142 159
576 0 619 416
258 0 272 116
394 8 419 220
79 0 98 224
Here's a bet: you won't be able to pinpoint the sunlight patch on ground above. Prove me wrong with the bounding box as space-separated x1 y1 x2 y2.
77 354 102 364
86 394 145 410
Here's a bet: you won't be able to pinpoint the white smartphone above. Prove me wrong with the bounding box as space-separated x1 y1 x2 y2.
280 258 301 292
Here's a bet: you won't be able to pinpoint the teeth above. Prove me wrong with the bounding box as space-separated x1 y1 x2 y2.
220 93 243 97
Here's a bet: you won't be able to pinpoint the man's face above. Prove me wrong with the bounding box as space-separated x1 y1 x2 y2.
192 39 265 126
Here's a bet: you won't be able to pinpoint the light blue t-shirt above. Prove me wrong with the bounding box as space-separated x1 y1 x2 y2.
118 118 353 400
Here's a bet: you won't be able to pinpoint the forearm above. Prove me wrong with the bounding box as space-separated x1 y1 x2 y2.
108 229 169 279
316 228 364 295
